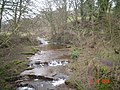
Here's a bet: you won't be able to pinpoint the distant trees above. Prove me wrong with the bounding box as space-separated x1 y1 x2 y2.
40 0 56 36
0 0 120 45
39 0 119 45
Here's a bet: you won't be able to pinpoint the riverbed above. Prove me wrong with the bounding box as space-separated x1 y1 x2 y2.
16 38 74 90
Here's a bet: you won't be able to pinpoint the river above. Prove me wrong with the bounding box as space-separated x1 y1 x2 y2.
16 38 74 90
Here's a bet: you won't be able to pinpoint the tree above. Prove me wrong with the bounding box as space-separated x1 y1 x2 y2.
114 0 120 16
41 0 56 36
98 0 110 19
0 0 5 31
80 0 84 22
0 0 31 32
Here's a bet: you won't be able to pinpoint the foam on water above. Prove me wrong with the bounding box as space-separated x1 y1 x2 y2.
17 87 35 90
49 60 69 66
49 61 62 66
52 78 66 86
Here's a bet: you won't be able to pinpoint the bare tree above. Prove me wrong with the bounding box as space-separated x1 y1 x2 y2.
40 0 56 36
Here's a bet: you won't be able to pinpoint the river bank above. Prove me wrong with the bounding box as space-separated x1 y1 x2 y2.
0 36 39 90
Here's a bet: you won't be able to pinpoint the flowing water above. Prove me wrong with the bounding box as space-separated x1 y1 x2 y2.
16 38 73 90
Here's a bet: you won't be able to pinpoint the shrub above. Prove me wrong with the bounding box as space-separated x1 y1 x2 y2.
70 48 81 60
0 33 11 48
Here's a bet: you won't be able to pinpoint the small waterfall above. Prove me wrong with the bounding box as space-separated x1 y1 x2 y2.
37 37 48 45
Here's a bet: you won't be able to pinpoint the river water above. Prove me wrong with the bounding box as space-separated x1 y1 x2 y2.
16 38 74 90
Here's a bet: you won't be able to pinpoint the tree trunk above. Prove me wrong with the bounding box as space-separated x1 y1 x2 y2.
18 0 22 23
0 0 5 32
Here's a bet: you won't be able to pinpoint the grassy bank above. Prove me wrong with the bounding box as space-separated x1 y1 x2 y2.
66 41 120 90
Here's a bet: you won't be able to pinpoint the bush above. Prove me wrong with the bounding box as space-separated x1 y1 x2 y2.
70 48 81 60
0 33 11 48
